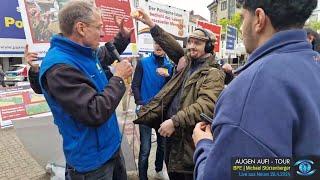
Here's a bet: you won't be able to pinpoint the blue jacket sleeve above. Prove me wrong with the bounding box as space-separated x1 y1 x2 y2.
194 124 277 180
131 60 144 105
194 60 298 180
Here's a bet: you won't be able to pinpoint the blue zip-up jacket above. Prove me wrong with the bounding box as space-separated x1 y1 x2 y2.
39 35 121 173
194 30 320 180
132 53 173 105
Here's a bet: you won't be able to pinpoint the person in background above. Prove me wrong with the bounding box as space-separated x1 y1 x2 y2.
132 9 225 180
305 28 320 53
193 1 320 179
38 1 133 179
0 64 6 88
131 42 173 180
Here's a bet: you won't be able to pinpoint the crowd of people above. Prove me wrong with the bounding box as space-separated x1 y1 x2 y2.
22 0 319 180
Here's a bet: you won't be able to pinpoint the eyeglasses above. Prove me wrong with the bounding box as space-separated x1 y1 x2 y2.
83 22 103 31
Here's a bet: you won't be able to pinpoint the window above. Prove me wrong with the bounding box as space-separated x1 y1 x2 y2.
221 1 227 11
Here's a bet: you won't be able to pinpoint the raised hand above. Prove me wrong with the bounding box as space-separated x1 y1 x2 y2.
24 44 39 72
131 8 155 28
114 15 134 39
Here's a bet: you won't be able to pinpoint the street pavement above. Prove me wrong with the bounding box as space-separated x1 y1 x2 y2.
1 95 168 179
0 127 49 179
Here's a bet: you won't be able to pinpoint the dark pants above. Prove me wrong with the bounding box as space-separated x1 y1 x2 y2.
65 150 127 180
168 172 193 180
165 138 193 180
138 124 165 180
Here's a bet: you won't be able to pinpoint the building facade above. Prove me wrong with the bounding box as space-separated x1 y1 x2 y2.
188 10 208 34
310 0 320 21
207 0 240 24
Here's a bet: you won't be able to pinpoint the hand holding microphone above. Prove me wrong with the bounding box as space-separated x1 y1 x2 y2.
114 60 133 80
105 42 133 79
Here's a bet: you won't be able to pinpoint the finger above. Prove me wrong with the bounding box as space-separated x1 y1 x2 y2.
29 54 38 58
24 44 29 55
113 15 120 26
119 18 124 28
195 122 204 130
205 125 212 133
129 28 134 35
124 57 133 63
28 57 38 61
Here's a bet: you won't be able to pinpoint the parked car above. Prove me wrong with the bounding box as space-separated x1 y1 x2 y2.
4 64 28 86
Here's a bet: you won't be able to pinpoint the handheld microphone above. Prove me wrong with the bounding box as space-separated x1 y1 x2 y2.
200 113 213 124
105 42 121 61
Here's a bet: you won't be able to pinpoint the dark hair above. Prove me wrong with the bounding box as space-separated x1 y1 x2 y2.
305 28 320 52
237 0 318 31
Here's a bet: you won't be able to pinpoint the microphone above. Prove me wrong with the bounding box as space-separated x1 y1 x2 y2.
105 42 121 61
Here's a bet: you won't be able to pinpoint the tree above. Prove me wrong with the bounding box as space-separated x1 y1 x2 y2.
218 13 242 39
306 21 320 31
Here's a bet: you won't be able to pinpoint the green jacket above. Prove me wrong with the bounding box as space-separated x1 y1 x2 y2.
133 25 225 173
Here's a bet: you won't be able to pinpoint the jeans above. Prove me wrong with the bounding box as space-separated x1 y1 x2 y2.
138 125 165 180
65 149 127 180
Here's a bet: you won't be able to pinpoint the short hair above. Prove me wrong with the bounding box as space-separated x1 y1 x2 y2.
237 0 318 31
58 0 97 36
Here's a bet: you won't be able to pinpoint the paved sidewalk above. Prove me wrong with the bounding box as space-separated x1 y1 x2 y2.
0 127 48 179
0 95 167 180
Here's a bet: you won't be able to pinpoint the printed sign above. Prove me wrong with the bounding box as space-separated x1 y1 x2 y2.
137 0 189 52
18 0 137 57
0 0 26 57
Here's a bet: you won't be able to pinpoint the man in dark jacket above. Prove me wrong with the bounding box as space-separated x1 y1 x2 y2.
193 1 320 180
26 15 133 94
37 1 133 179
132 9 225 179
132 42 173 180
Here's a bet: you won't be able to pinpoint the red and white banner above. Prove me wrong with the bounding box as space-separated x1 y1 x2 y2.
18 0 137 57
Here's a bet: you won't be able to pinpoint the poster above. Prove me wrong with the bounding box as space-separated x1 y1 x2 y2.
18 0 137 57
0 0 26 57
0 85 50 125
226 25 237 51
197 20 221 53
138 0 189 52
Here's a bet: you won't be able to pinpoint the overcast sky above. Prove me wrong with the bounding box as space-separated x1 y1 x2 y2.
156 0 213 20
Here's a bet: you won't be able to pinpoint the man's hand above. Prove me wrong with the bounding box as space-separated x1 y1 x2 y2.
113 59 133 80
222 63 233 74
24 44 39 72
156 68 169 77
192 122 213 146
131 8 155 28
158 119 175 137
114 16 134 39
176 56 187 72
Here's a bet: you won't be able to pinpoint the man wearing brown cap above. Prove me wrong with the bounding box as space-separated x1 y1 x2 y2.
133 9 225 179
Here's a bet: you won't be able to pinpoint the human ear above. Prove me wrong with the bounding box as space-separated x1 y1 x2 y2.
75 22 86 37
254 8 267 33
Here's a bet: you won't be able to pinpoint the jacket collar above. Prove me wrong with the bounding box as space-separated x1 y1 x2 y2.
50 34 97 58
152 52 165 66
235 29 311 74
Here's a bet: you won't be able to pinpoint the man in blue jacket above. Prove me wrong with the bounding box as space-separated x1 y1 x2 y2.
132 42 173 180
193 0 320 179
39 1 133 179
